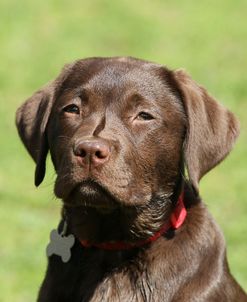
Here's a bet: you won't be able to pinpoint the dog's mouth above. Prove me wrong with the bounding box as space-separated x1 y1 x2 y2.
63 179 121 214
62 178 174 243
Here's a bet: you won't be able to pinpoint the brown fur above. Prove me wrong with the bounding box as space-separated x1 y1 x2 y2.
16 57 247 301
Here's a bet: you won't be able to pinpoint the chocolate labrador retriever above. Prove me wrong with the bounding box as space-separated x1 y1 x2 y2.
16 57 247 301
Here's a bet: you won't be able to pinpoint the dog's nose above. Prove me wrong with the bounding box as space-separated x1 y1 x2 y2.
73 138 111 167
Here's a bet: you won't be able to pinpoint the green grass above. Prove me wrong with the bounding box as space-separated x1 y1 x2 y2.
0 0 247 300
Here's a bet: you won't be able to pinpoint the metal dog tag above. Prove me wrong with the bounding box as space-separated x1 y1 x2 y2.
46 221 75 263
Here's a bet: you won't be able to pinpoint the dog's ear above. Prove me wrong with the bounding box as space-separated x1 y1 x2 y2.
172 69 240 193
16 82 55 186
16 63 76 186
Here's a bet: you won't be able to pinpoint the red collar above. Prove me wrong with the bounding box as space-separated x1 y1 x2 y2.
80 192 187 250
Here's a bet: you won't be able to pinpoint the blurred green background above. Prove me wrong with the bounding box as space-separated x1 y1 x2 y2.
0 0 246 300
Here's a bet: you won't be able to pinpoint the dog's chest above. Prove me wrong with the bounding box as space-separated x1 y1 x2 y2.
46 247 169 302
78 269 167 302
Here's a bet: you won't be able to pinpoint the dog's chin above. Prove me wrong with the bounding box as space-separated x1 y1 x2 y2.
63 180 121 214
62 179 173 243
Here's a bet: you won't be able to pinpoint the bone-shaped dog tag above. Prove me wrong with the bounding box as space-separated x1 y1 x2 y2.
46 222 75 263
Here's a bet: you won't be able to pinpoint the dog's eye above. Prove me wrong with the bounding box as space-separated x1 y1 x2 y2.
137 112 154 121
63 104 80 114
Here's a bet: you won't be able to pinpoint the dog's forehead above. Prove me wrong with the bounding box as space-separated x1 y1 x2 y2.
62 58 170 100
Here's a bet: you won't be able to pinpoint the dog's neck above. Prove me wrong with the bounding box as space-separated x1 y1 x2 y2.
64 192 187 251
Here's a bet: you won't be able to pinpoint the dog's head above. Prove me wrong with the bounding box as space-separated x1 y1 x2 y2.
16 57 239 242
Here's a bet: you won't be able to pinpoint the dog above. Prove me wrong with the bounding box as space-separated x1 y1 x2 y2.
16 57 247 301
